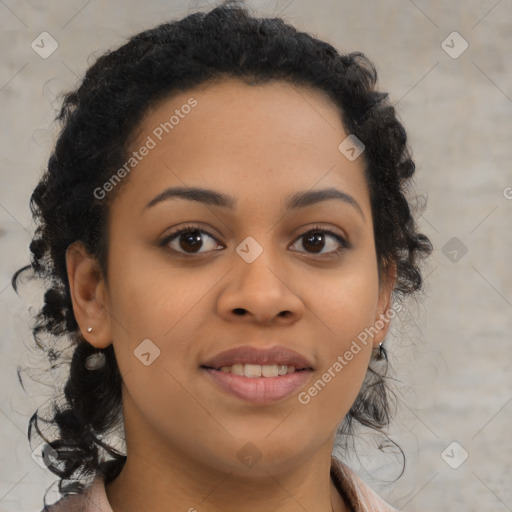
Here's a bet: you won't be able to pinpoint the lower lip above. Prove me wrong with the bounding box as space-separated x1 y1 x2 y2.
203 368 312 405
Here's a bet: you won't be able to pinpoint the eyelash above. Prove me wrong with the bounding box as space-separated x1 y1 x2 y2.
160 223 351 260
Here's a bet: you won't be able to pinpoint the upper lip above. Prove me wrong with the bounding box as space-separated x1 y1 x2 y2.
201 345 314 370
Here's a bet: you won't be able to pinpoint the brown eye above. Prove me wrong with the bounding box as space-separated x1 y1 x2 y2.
161 225 223 254
290 228 349 258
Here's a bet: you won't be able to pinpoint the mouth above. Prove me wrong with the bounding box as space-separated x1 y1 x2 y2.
200 345 314 404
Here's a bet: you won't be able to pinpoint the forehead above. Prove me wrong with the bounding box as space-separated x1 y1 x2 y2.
112 77 370 218
136 77 344 153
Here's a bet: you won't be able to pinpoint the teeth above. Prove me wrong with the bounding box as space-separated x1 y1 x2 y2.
262 365 278 377
244 364 262 377
230 364 244 376
278 365 288 376
218 364 297 377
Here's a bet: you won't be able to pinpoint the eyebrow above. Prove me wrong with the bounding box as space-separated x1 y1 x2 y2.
144 185 364 219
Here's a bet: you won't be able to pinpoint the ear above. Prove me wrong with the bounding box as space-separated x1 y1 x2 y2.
65 241 112 349
372 260 397 348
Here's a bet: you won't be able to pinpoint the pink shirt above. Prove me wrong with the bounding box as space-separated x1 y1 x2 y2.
41 457 398 512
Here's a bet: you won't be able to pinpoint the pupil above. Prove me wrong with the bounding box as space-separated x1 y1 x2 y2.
305 233 323 253
181 231 202 252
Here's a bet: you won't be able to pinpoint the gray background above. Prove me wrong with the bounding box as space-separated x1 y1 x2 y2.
1 1 511 511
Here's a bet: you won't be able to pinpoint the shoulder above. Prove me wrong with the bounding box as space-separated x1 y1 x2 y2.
39 474 113 512
330 456 399 512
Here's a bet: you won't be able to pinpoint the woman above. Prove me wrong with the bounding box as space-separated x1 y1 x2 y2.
12 1 432 510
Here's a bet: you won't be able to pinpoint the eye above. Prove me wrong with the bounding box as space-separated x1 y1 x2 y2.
160 224 223 255
290 226 350 258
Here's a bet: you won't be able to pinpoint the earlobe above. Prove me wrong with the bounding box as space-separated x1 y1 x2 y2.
65 241 112 349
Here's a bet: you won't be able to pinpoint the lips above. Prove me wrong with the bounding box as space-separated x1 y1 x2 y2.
201 345 314 404
201 345 314 371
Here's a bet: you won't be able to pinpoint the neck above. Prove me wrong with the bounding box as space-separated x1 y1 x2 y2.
105 423 348 511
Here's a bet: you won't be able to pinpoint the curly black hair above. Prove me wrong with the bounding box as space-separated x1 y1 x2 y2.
12 0 432 502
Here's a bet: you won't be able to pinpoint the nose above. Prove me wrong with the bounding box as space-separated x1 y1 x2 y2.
216 242 304 326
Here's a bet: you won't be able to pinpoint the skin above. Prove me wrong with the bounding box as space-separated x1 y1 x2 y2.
66 77 396 512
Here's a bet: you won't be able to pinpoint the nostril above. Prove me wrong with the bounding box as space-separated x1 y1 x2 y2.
233 308 246 315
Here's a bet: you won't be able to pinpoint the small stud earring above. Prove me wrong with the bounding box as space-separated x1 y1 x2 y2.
86 327 93 333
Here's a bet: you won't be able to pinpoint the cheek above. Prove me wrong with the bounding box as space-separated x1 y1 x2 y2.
300 264 380 414
309 262 380 347
106 243 209 339
296 287 377 432
105 248 221 389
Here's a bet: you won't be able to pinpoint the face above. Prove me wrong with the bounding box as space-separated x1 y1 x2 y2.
68 78 395 476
